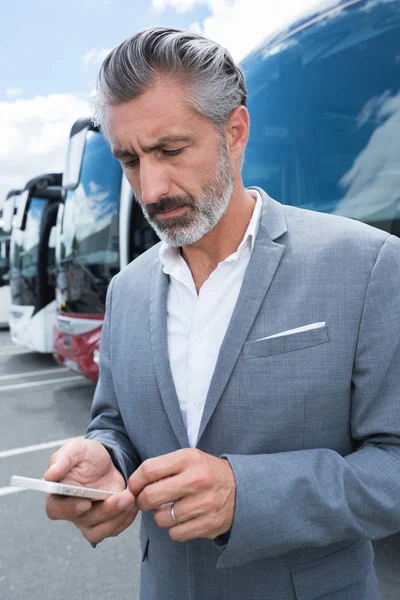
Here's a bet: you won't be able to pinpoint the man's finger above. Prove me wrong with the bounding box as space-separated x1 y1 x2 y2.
111 508 139 538
46 489 135 523
168 515 225 543
128 449 197 496
78 506 138 545
153 493 207 528
74 493 137 528
135 473 190 511
46 494 93 521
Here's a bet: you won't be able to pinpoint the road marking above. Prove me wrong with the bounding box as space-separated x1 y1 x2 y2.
0 375 87 392
0 437 85 497
0 347 32 356
0 436 83 459
0 367 67 381
0 486 26 497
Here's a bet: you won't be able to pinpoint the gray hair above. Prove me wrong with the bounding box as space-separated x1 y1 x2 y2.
91 27 247 135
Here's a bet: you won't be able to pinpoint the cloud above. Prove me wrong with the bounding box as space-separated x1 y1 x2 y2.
5 88 23 99
152 0 342 61
152 0 205 12
0 93 90 208
82 47 113 65
334 91 400 221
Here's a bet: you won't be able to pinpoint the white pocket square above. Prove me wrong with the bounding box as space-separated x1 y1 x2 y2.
256 322 326 342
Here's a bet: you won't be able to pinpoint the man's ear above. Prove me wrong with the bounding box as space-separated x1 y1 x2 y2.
225 106 250 161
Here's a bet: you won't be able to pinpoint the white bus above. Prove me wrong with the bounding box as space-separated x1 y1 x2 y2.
1 189 22 328
0 216 11 327
9 173 63 353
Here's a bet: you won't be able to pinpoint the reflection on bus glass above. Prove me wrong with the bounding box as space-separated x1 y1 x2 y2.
242 0 400 235
131 201 160 260
0 238 10 287
59 131 122 314
10 197 47 307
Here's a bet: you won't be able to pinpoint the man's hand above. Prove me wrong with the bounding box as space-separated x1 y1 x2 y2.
128 448 236 542
45 439 137 544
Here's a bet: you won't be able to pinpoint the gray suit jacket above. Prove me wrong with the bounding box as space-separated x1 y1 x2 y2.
86 188 400 600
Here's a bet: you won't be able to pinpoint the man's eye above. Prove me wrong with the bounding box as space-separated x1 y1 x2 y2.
163 148 183 157
122 158 139 169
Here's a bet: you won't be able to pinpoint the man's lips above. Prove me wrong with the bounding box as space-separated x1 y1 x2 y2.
154 206 188 219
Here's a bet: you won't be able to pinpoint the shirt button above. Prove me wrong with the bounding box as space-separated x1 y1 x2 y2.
196 333 204 343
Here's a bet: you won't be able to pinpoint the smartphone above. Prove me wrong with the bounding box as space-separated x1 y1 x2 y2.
10 475 116 501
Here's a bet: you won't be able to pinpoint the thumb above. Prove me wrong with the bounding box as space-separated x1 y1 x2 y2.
44 441 81 482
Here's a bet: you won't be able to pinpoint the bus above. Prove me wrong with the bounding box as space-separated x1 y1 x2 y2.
0 212 12 327
55 0 399 378
9 173 63 353
241 0 400 236
53 119 158 382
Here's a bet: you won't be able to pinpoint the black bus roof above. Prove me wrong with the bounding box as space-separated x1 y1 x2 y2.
6 189 22 200
24 173 62 192
70 117 99 138
23 173 63 202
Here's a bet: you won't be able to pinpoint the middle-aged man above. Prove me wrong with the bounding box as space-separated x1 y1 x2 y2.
45 27 400 600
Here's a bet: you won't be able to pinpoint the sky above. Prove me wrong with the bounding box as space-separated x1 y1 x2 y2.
0 0 337 208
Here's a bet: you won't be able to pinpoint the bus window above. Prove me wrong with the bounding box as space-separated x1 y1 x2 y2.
242 0 400 235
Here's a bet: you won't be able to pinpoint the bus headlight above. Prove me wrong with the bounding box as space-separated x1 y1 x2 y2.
93 349 100 365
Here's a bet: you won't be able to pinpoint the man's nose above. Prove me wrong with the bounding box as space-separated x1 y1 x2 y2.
140 158 170 206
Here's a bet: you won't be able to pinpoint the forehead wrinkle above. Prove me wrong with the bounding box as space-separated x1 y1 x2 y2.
142 135 193 153
113 134 193 159
112 147 136 159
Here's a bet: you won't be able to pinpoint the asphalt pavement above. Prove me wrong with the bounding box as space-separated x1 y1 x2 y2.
0 329 141 600
0 328 399 600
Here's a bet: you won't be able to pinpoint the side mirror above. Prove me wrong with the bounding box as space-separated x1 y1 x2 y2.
14 190 30 231
2 194 17 233
63 121 91 190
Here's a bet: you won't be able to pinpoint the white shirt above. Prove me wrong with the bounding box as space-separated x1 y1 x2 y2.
159 190 263 447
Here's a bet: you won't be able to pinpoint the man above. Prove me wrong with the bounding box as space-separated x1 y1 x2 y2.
45 27 400 600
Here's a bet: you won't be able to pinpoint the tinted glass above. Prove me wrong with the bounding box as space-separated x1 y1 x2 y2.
58 130 122 314
130 201 160 260
10 197 47 307
0 237 10 288
242 0 400 235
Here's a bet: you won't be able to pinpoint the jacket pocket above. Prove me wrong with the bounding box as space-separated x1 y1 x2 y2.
290 540 375 599
139 519 149 562
243 324 329 359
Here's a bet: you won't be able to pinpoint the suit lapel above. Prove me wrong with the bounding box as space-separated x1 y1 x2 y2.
196 190 287 445
149 259 189 448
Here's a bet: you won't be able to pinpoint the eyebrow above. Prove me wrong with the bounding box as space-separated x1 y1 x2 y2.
112 136 193 159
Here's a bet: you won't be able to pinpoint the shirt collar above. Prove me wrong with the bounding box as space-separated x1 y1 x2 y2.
159 189 263 273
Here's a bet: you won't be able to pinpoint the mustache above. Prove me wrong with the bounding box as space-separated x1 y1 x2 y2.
144 196 194 219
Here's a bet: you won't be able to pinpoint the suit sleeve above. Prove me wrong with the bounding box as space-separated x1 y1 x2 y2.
217 235 400 569
85 276 141 483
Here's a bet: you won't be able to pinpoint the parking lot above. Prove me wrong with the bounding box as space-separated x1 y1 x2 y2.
0 330 141 600
0 327 399 600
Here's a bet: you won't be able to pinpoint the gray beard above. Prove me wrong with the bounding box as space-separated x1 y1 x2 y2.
139 141 235 247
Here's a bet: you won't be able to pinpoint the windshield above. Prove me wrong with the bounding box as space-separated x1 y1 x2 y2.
58 130 122 314
0 237 10 288
10 197 47 307
242 0 400 234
